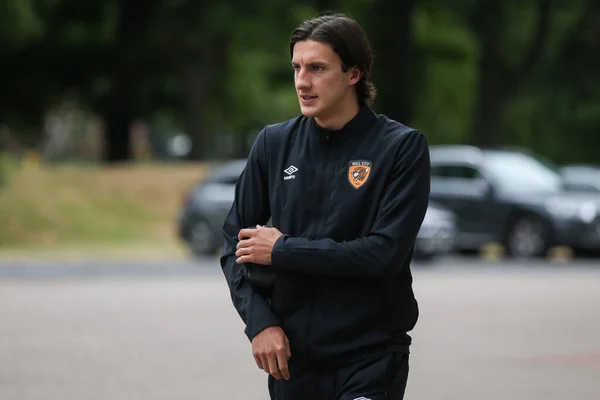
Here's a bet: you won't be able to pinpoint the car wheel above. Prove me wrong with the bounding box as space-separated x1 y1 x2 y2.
188 218 217 256
505 215 549 258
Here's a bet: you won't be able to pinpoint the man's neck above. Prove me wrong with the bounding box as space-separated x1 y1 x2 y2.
314 99 361 131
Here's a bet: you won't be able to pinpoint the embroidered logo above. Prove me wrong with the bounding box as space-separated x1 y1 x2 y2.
348 160 372 189
284 165 298 180
353 397 372 400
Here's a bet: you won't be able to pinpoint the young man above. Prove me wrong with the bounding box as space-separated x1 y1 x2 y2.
220 13 430 400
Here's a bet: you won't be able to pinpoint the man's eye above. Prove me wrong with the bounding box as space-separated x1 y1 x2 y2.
312 66 324 71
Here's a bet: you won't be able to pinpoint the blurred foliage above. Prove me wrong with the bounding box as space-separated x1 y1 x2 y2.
0 0 599 164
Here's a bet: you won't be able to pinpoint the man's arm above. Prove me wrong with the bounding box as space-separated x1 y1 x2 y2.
271 130 431 279
220 127 280 341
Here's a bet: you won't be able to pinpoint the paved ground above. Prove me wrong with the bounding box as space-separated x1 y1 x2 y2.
0 256 599 399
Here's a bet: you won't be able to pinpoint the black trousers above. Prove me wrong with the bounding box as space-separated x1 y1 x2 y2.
268 352 409 400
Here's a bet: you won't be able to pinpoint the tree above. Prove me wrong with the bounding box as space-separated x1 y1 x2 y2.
367 0 419 124
97 0 163 162
468 0 552 146
505 0 600 163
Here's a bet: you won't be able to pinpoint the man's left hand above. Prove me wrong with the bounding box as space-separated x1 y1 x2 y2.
236 225 283 265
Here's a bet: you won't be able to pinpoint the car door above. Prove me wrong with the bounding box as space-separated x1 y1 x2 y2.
430 163 495 248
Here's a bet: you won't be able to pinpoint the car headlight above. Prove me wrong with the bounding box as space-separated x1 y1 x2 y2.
579 202 598 223
545 199 597 223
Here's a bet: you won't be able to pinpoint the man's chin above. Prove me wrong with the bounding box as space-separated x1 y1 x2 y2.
299 105 318 117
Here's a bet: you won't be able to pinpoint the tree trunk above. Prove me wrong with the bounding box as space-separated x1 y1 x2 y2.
102 0 157 162
103 108 132 162
368 0 418 124
470 0 551 146
180 32 228 161
472 63 510 147
181 56 211 161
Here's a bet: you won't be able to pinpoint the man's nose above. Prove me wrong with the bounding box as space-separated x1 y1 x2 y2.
295 68 310 89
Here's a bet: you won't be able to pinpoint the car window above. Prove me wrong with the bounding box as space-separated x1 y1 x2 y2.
561 168 600 191
432 165 481 180
563 182 600 193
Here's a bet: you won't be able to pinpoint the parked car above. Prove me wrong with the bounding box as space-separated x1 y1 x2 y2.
177 158 456 261
560 164 600 193
177 159 245 257
413 201 456 261
428 145 600 258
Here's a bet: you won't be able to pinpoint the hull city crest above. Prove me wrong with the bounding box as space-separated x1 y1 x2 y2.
348 160 372 189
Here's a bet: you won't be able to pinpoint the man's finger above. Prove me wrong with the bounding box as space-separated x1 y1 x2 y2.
238 228 258 241
276 348 290 380
260 355 270 374
236 255 253 264
285 340 292 359
235 246 251 257
267 353 283 380
253 354 263 370
236 239 253 250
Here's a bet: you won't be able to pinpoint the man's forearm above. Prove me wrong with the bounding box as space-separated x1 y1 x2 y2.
271 233 413 278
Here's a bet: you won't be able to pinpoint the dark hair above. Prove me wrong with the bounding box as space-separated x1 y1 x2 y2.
289 13 377 106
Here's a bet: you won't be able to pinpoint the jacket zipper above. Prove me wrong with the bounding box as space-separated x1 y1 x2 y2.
315 135 334 234
305 134 332 364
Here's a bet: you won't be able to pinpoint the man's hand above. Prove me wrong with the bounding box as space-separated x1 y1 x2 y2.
252 326 291 380
236 225 283 265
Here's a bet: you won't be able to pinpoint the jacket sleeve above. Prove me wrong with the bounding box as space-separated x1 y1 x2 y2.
271 130 431 278
219 127 280 341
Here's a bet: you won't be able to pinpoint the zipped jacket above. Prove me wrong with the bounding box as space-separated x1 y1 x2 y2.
220 104 431 367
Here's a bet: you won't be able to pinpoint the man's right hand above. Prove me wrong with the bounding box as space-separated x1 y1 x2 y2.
251 325 291 380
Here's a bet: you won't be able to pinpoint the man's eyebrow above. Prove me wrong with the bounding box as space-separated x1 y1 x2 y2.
291 60 329 66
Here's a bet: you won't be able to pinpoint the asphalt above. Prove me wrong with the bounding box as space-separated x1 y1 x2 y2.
0 255 599 400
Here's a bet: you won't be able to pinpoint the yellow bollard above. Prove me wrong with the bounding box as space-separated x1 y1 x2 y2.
480 242 505 261
546 246 573 263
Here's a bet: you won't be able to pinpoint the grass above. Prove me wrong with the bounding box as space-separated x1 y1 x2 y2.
0 159 211 259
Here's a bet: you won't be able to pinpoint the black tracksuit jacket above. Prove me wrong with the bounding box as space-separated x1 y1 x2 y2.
220 104 431 368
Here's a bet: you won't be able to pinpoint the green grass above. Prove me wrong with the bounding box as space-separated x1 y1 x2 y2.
0 160 211 257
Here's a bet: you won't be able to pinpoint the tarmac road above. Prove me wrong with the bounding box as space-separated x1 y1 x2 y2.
0 256 599 400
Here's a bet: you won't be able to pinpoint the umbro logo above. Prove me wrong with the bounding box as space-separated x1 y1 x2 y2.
284 165 298 180
353 397 372 400
284 165 298 175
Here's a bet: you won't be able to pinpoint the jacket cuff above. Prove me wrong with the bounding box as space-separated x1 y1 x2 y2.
271 234 288 268
245 313 281 342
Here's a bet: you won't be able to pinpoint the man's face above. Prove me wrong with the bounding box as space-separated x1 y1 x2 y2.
292 40 361 122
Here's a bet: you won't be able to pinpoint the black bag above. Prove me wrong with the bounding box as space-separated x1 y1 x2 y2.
244 262 275 296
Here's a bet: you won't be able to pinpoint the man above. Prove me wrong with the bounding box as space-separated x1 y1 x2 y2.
220 13 430 400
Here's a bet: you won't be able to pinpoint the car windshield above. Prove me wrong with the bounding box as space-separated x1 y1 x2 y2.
482 151 563 193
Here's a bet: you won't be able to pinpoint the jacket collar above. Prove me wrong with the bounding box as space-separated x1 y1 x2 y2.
309 103 378 142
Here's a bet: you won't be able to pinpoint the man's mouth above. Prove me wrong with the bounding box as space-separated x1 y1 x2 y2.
301 95 317 101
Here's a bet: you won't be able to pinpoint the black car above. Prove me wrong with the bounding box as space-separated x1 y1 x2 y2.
177 158 456 261
428 145 600 258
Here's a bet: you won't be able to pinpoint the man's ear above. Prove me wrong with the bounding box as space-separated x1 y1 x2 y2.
348 67 363 86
